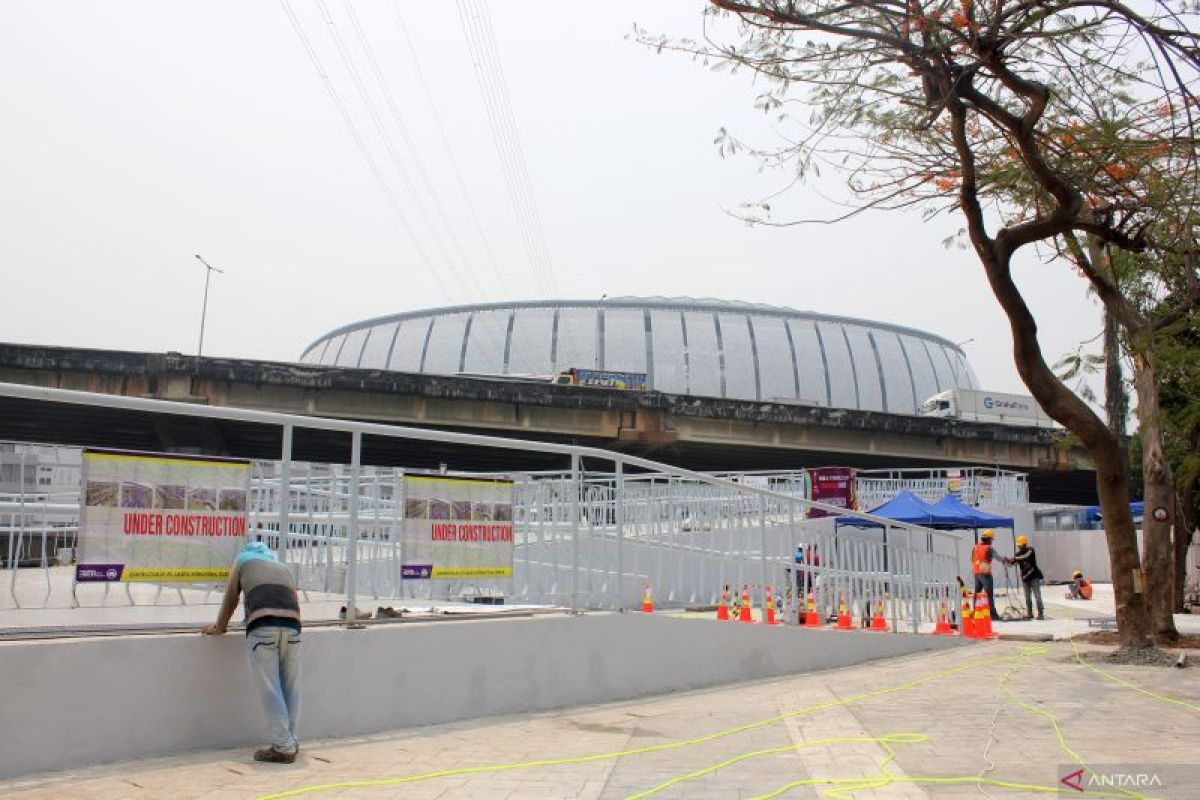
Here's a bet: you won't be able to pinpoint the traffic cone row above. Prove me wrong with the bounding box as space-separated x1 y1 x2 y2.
716 585 731 621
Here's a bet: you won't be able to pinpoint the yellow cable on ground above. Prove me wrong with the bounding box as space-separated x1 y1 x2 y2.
1069 633 1200 714
623 733 927 800
257 639 1193 800
258 647 1046 800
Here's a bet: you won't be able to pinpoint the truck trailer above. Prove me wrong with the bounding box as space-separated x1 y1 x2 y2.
918 388 1056 428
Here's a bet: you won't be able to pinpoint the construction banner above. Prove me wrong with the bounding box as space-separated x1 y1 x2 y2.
400 475 514 580
76 450 249 583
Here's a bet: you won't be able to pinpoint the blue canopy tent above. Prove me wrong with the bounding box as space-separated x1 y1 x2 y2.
929 494 1014 544
833 491 977 568
834 490 972 529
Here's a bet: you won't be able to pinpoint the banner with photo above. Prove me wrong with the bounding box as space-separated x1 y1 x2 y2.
76 450 250 583
400 476 514 580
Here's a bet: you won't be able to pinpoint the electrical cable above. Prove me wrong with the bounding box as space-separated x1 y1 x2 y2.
388 0 506 289
255 615 1200 800
258 645 1151 800
311 0 485 300
277 0 453 301
340 0 485 299
454 0 560 299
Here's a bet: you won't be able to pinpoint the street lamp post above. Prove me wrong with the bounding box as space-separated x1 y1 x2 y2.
193 254 225 358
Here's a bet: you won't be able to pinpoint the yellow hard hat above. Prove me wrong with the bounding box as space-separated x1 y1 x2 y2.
981 529 994 540
1073 569 1082 578
1016 535 1028 546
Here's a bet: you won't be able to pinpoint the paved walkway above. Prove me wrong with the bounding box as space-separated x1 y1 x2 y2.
4 639 1199 799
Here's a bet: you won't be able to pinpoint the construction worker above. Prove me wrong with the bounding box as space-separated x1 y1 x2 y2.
971 529 1002 621
1067 570 1093 600
1005 535 1045 620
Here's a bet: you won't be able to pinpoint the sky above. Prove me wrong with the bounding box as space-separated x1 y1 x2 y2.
0 1 1105 397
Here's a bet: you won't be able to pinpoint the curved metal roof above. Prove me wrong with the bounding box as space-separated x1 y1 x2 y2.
299 297 978 413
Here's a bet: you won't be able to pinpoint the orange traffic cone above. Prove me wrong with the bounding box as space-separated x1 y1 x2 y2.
869 598 889 631
974 592 996 639
642 584 654 614
934 600 954 635
765 585 778 625
961 591 976 638
836 597 852 630
716 585 731 621
804 590 821 628
738 584 753 623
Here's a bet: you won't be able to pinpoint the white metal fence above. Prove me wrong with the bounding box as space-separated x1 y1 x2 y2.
857 467 1028 508
0 382 964 632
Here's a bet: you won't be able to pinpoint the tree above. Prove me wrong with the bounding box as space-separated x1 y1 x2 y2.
645 0 1200 648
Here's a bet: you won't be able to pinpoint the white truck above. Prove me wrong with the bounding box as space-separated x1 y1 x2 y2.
918 388 1056 428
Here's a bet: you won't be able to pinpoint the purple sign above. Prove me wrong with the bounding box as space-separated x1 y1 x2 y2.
76 563 124 582
401 564 433 580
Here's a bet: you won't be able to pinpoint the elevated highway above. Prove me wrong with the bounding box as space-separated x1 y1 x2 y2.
0 343 1096 502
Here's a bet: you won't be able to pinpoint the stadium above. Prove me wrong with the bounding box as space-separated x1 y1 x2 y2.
299 297 978 414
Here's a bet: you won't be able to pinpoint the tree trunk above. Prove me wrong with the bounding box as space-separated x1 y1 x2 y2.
974 252 1152 648
1175 491 1196 612
1131 348 1179 641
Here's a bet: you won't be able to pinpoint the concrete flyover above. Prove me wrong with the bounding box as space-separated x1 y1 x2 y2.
0 343 1097 503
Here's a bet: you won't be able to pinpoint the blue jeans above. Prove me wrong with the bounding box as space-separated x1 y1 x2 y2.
1024 578 1044 618
245 625 302 753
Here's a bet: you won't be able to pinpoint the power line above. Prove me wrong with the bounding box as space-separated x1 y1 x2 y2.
389 0 506 290
311 0 484 300
455 0 560 297
341 0 488 300
278 0 452 300
469 0 558 290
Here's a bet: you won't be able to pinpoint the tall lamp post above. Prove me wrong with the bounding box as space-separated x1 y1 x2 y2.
194 254 225 358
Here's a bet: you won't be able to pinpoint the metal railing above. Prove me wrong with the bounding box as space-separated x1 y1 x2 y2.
0 382 964 632
857 467 1028 508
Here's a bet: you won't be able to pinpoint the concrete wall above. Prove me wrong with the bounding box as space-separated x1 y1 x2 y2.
0 613 963 779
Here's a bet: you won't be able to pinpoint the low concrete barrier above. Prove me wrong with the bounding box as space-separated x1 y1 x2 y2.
0 613 964 778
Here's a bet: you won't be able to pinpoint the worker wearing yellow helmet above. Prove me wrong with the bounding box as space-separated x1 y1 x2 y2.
1067 569 1093 600
970 529 1002 622
1004 534 1045 620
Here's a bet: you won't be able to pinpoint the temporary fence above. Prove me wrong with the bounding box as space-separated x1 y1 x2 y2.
0 382 963 633
857 467 1028 509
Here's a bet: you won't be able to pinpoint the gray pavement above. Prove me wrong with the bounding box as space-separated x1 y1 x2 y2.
3 637 1199 799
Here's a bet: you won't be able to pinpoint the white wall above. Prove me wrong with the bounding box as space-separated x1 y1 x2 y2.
0 613 963 779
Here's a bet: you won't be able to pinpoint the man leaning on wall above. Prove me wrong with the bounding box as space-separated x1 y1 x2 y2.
202 537 303 763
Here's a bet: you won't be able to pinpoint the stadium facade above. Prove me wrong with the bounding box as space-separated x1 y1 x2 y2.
299 297 978 415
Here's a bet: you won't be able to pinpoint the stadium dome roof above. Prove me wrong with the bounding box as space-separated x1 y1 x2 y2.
300 297 977 414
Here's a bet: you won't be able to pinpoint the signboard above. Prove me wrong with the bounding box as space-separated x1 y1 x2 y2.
400 475 514 580
77 450 249 582
806 467 857 518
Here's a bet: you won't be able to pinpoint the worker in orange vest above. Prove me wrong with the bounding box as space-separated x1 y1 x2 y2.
971 529 1002 622
1067 570 1093 600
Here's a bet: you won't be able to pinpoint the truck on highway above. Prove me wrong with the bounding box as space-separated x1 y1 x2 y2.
918 388 1056 428
551 368 647 390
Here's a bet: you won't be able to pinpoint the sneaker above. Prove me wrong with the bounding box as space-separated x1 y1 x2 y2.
254 747 297 764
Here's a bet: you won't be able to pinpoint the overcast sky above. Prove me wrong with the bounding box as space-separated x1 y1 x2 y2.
1 1 1104 397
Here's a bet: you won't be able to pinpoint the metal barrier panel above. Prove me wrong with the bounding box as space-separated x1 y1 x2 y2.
0 383 961 630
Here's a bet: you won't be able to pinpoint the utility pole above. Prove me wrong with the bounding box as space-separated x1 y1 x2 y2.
193 254 225 358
